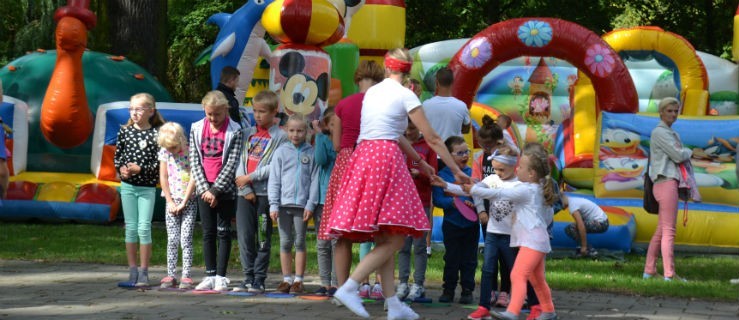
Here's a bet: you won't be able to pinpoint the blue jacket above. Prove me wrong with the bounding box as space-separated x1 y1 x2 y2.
268 141 320 212
433 166 476 228
314 133 336 205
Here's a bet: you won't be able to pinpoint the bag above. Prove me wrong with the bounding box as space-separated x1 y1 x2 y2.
643 160 660 214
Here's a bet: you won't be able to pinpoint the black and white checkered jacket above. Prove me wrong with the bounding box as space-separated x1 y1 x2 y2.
189 118 243 199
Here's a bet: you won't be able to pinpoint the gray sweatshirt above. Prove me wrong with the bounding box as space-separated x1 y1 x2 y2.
649 121 692 184
268 141 320 212
235 124 287 196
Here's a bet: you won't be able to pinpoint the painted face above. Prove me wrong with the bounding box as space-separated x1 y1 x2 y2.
253 103 277 129
659 103 680 127
204 103 228 130
516 155 536 183
286 119 307 146
450 143 470 168
492 159 516 181
404 121 420 142
129 97 153 128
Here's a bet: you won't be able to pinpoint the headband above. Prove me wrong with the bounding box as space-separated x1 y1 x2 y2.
384 53 412 73
487 150 517 166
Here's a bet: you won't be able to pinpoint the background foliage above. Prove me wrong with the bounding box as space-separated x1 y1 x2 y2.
1 0 738 102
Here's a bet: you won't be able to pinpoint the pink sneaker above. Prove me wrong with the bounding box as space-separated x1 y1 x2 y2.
179 277 194 290
370 283 384 300
160 276 177 288
495 291 510 307
358 283 371 299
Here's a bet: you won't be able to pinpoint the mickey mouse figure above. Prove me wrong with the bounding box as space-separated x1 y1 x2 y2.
277 51 329 120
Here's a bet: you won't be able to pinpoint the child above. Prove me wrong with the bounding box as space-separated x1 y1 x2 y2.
268 114 319 294
397 119 437 301
233 90 287 293
432 136 478 305
157 122 197 289
467 145 519 320
433 142 558 320
562 194 609 257
312 108 338 296
496 114 519 154
190 91 244 291
114 93 165 287
471 115 504 243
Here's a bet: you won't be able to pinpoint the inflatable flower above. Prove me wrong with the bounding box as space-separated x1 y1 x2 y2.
585 43 616 77
460 37 492 69
517 20 552 48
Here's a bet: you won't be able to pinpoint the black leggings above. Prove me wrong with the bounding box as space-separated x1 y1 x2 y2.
198 197 235 277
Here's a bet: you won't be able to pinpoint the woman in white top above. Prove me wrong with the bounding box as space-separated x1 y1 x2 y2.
328 48 470 320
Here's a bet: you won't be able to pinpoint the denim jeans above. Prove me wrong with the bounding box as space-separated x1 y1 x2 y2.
478 232 516 309
441 221 479 292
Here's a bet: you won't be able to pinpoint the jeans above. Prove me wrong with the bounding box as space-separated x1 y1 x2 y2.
198 197 235 277
236 195 272 283
313 204 337 287
398 207 431 286
120 182 156 244
441 221 479 292
478 232 516 309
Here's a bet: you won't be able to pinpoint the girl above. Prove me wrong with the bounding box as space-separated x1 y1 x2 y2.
329 48 470 320
432 142 558 320
157 122 197 289
467 145 519 320
190 91 244 291
114 93 165 287
268 114 319 294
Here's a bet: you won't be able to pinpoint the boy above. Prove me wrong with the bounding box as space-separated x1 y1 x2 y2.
268 114 319 294
562 194 609 257
233 90 287 293
216 66 247 128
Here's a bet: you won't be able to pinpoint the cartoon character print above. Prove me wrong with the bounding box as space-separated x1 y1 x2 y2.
600 157 648 191
277 51 329 118
599 128 646 159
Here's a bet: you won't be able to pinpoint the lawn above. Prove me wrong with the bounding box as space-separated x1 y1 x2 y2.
1 221 737 301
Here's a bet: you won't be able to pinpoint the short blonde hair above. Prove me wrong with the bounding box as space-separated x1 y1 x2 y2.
252 90 279 112
201 90 229 109
385 48 412 75
658 97 680 113
286 113 309 129
157 122 187 150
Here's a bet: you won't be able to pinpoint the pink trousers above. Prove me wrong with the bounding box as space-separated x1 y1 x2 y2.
644 179 678 278
507 247 555 315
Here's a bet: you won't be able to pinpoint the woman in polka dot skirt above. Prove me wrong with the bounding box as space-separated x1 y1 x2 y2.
114 93 166 287
329 48 471 320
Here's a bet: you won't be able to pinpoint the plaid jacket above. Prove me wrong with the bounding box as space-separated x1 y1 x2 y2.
189 118 243 199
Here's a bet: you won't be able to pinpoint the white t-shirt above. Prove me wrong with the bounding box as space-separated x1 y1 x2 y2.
358 78 421 142
422 96 470 141
567 196 608 223
480 177 520 235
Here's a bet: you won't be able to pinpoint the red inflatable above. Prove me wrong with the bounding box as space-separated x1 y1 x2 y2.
448 18 638 114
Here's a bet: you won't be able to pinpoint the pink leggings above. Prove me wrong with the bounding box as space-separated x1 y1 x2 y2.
507 247 554 315
644 179 678 278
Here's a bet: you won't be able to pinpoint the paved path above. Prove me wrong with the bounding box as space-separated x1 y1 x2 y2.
0 260 737 320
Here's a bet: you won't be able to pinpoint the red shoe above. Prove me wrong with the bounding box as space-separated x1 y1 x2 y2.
468 306 492 320
526 304 542 320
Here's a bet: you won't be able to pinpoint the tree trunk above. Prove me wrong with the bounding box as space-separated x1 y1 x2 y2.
106 0 168 85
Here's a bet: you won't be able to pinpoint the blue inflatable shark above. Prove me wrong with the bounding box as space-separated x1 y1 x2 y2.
208 0 274 99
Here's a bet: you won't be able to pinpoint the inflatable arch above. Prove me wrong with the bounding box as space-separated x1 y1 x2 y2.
602 27 709 115
448 18 638 116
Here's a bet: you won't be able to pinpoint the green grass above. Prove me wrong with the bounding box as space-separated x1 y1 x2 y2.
1 221 737 301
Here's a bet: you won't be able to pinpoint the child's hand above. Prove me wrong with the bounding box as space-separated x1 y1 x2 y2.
202 191 217 207
454 171 472 185
119 165 130 179
478 211 489 225
462 183 474 194
166 200 176 214
235 175 251 188
464 200 474 208
409 168 420 178
244 192 256 203
126 162 141 175
303 209 313 222
174 203 186 215
311 119 321 132
430 175 447 188
270 211 279 222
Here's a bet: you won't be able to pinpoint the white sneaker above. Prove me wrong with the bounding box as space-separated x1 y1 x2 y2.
195 276 215 290
214 275 230 291
358 283 371 298
334 285 370 318
387 301 419 320
406 284 425 301
396 283 409 300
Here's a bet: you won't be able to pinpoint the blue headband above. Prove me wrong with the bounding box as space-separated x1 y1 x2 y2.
487 150 517 166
